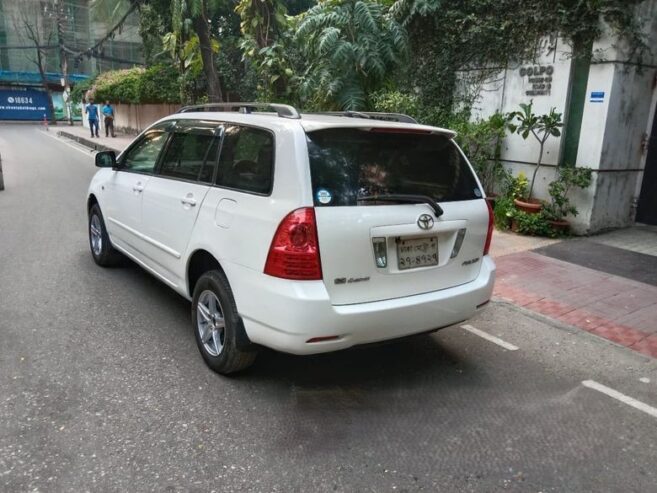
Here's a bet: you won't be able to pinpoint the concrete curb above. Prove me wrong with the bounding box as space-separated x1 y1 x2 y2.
57 130 121 153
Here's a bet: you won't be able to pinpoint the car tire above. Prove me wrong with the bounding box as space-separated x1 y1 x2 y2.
191 270 257 374
88 203 122 267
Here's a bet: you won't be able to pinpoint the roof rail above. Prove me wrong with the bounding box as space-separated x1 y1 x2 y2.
177 102 301 120
312 111 418 124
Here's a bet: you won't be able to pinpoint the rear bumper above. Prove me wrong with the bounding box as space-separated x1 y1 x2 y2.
226 256 495 355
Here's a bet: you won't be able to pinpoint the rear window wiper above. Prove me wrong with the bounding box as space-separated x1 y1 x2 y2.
358 194 444 218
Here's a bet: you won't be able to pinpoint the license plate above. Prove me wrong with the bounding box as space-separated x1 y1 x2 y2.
397 237 439 270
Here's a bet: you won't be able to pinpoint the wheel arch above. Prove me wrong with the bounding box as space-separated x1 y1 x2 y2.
87 193 99 215
186 249 223 299
186 249 254 351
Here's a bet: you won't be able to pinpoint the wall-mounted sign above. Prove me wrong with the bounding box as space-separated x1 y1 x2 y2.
590 91 605 103
519 65 554 96
0 88 51 121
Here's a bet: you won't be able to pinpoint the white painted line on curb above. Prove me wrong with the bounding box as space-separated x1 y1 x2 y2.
40 130 97 157
460 325 519 351
582 380 657 419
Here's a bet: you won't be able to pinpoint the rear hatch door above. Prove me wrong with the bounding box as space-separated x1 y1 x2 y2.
306 127 488 305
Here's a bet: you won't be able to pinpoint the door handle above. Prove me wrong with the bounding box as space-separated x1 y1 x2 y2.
133 183 144 193
181 196 197 207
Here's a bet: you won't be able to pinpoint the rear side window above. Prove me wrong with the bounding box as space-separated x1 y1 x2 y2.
159 132 215 181
306 128 481 206
216 125 273 194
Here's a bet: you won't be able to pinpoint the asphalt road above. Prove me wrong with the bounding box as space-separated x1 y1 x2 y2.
1 124 657 492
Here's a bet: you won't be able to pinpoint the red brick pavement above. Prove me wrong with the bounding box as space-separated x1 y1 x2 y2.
494 252 657 358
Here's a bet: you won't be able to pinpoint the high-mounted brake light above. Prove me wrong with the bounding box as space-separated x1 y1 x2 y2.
264 208 322 280
368 128 433 135
483 199 494 256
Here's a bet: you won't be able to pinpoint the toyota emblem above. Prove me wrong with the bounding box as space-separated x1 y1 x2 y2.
417 214 434 230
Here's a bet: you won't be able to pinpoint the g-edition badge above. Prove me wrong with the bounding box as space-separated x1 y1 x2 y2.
417 214 434 230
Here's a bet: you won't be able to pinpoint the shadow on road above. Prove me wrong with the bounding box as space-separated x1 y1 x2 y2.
90 254 482 394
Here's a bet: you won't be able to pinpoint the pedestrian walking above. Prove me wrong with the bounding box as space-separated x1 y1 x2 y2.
85 100 100 138
102 101 116 138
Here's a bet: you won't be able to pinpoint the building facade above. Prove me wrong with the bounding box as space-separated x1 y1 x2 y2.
467 0 657 231
0 0 143 120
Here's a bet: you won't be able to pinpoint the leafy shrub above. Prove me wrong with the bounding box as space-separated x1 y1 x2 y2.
138 65 180 104
491 171 528 230
511 209 554 237
453 112 511 194
91 68 143 104
542 166 593 221
86 65 180 105
370 90 419 117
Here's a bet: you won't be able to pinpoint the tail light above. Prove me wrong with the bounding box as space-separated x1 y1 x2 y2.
264 208 322 280
483 199 494 256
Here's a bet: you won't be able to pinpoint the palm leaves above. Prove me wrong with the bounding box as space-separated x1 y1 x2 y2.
296 0 408 110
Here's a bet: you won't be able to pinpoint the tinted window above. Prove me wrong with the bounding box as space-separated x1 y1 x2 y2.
306 128 481 206
216 125 273 194
159 132 215 181
122 131 167 173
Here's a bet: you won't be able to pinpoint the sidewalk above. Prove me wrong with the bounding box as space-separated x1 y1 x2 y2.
492 228 657 359
55 123 134 153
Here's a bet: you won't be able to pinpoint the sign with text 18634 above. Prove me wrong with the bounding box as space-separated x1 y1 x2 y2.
0 88 52 121
519 65 554 96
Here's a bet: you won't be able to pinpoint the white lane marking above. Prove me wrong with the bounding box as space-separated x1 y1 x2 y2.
460 324 519 351
582 380 657 419
39 130 98 157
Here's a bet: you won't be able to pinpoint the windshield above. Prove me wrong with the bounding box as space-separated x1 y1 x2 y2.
306 128 482 207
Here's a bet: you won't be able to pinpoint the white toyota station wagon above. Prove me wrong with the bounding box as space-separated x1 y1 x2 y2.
87 103 495 374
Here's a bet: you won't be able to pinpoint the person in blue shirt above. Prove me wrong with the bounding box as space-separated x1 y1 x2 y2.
85 100 99 138
102 101 116 138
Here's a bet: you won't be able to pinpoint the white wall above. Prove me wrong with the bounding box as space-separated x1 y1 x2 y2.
465 36 574 203
464 0 657 234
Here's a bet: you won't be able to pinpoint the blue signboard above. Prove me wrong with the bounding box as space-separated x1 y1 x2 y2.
590 91 605 103
0 88 52 121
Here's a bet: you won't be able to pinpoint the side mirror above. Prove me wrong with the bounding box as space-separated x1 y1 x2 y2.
95 151 117 168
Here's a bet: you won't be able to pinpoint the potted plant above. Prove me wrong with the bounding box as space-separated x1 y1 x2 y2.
508 101 564 214
542 166 593 233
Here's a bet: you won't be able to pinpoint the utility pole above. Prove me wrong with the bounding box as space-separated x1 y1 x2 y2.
54 0 73 126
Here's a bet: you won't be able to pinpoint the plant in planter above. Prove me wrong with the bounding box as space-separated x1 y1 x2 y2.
507 101 564 213
509 208 554 236
492 171 527 230
542 166 593 234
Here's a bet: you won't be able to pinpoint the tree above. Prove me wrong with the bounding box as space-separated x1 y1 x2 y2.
12 1 58 123
296 0 408 110
171 0 223 102
236 0 295 100
508 101 563 200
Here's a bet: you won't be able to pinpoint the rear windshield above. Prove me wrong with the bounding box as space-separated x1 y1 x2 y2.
306 128 482 207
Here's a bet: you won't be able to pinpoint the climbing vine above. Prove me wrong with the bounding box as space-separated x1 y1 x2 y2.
388 0 650 121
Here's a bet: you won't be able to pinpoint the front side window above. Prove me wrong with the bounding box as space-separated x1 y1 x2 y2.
306 128 482 206
122 131 168 174
159 132 216 181
216 125 274 194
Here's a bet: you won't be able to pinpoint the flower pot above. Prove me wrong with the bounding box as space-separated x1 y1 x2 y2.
514 198 543 214
548 219 570 235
